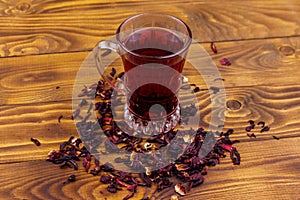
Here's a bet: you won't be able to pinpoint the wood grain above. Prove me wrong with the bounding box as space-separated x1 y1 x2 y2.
1 83 300 163
1 0 300 57
1 36 300 105
0 137 298 200
0 52 88 105
0 101 76 163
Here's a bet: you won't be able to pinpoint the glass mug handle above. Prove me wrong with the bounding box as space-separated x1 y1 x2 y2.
94 40 125 93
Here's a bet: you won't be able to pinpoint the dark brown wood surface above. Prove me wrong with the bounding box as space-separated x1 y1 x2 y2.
0 0 299 199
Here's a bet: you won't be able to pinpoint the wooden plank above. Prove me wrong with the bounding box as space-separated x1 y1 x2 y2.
0 101 76 163
0 137 298 200
0 52 88 105
1 36 300 105
1 82 300 163
0 0 300 57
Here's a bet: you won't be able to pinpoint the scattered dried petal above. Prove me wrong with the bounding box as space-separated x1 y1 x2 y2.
127 184 137 192
85 161 91 172
245 125 253 132
201 167 208 175
248 120 255 124
260 126 270 133
272 135 280 140
140 173 152 187
230 147 240 165
60 161 72 169
116 178 128 187
117 72 125 80
210 42 218 54
175 163 189 171
100 175 112 184
193 87 200 93
257 121 265 128
220 58 231 66
87 102 94 113
191 177 204 188
72 109 80 120
220 143 233 151
175 183 186 196
90 165 101 176
225 128 234 136
79 99 88 107
123 192 134 200
107 184 118 193
67 160 79 170
68 174 76 182
110 68 117 77
247 132 256 138
58 115 63 123
30 137 41 146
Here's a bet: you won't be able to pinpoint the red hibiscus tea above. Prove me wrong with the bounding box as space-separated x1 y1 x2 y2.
121 28 186 121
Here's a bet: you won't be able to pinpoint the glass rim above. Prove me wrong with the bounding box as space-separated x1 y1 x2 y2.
116 13 192 59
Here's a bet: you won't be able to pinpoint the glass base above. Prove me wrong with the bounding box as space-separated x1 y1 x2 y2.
124 103 180 135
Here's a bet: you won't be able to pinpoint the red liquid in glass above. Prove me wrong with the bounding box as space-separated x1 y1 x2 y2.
121 28 186 120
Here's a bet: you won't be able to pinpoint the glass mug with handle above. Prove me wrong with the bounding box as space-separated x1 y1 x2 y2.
94 13 192 136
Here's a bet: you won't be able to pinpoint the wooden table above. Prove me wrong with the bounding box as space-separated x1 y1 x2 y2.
1 0 299 199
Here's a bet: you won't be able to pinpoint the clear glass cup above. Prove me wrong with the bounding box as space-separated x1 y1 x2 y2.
94 13 192 135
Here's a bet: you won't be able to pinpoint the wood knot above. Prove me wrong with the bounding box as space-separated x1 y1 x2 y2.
16 2 31 11
279 45 295 56
226 100 242 110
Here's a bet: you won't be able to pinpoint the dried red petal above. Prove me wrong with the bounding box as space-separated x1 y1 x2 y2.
85 161 91 172
107 184 117 193
58 115 63 123
247 132 256 138
210 42 218 54
30 137 41 146
248 120 255 125
127 184 137 192
100 175 112 184
230 147 241 165
220 58 231 66
68 174 76 182
82 157 87 167
123 192 134 200
220 143 233 151
260 126 270 133
110 68 117 77
272 135 280 140
257 121 265 127
245 125 252 132
116 178 128 187
193 87 200 93
175 183 186 196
